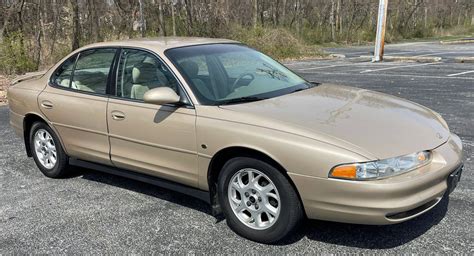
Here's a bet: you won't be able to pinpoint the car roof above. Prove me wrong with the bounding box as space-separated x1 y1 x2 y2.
80 37 239 53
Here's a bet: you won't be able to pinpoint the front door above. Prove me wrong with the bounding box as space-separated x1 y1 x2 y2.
39 48 117 165
107 48 198 187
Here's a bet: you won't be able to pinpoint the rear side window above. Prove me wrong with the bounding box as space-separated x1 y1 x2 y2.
71 49 116 94
51 55 77 88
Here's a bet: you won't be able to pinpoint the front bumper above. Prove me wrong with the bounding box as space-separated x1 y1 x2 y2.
289 133 463 225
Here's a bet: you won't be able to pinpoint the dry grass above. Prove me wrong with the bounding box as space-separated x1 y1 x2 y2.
230 27 325 60
0 75 11 106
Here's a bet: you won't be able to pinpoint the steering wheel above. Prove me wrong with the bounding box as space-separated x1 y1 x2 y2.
231 73 255 91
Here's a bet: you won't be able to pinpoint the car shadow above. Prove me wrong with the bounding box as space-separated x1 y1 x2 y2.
76 167 449 248
278 195 450 248
79 168 212 216
153 106 177 123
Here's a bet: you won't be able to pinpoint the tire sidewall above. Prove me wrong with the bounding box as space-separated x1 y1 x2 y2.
218 157 300 243
29 122 67 178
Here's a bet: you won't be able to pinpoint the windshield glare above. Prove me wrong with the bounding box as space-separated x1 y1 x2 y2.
165 44 311 105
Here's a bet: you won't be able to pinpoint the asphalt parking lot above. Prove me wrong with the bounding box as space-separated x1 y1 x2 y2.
325 40 474 62
1 41 473 253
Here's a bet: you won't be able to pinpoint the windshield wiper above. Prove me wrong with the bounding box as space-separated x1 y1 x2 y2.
289 82 320 94
219 96 268 105
291 88 306 93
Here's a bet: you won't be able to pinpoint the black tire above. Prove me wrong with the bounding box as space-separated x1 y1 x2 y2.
29 121 69 178
218 157 304 244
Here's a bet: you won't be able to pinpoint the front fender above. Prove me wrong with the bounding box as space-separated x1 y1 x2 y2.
196 114 371 190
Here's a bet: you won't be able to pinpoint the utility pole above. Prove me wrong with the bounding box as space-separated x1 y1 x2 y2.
373 0 388 62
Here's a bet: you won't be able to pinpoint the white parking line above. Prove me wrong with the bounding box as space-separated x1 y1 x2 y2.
295 61 405 72
283 59 338 66
343 51 372 55
415 52 452 57
297 64 353 71
309 71 474 80
360 62 440 74
447 70 474 77
383 51 416 56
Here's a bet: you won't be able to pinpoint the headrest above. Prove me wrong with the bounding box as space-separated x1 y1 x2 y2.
180 61 199 78
132 63 158 84
143 56 156 65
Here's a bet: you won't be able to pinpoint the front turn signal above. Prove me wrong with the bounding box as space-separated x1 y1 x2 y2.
330 165 357 179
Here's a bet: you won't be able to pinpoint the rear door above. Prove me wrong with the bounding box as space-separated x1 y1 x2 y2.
107 48 199 187
38 48 117 165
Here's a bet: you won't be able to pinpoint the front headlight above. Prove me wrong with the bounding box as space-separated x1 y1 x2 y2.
329 151 431 180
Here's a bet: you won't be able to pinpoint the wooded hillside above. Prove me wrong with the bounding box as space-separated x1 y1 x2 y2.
1 0 473 74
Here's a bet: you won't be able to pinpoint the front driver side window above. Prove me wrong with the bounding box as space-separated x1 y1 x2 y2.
116 49 179 100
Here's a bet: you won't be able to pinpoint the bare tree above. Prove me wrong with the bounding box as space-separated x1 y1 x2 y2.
253 0 258 29
70 0 80 51
1 0 473 75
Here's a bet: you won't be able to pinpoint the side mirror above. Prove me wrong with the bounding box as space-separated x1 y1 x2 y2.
143 87 180 105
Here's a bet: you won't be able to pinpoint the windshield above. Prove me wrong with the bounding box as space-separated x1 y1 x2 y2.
165 44 314 105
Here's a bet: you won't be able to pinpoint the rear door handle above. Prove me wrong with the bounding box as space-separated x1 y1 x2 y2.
111 111 126 121
41 101 53 109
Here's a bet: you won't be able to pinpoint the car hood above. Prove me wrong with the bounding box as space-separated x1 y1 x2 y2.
218 84 449 159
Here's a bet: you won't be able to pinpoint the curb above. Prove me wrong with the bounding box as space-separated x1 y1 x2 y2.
329 53 346 59
359 55 442 63
440 39 474 45
454 57 474 63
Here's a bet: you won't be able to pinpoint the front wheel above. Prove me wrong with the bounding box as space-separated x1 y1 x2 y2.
218 157 304 243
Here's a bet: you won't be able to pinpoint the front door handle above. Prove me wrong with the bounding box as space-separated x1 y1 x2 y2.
41 101 54 109
111 111 126 121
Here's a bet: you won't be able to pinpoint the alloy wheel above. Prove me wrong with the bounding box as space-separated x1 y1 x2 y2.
227 168 281 230
33 129 57 169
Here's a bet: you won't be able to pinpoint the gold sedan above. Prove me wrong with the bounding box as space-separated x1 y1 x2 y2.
8 38 463 243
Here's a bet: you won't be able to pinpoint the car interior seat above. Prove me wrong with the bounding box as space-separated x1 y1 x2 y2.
59 78 93 92
179 61 214 100
130 62 166 100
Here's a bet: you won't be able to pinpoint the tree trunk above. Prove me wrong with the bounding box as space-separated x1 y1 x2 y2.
158 0 165 36
413 0 418 29
330 0 336 41
70 0 80 51
50 0 59 56
253 0 258 29
35 1 44 70
424 6 428 28
171 0 176 36
88 0 100 42
296 0 301 34
184 0 194 35
281 0 286 26
139 0 146 37
35 28 42 70
273 0 279 26
339 0 344 35
336 0 340 34
369 1 374 27
17 0 26 66
0 2 18 43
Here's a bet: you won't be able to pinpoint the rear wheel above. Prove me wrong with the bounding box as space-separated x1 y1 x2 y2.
218 157 303 244
29 122 69 178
